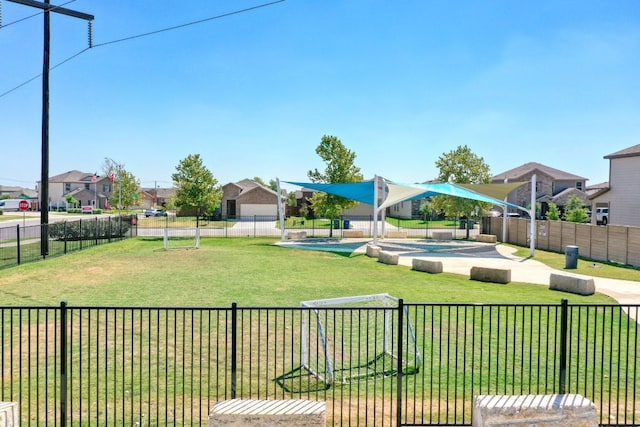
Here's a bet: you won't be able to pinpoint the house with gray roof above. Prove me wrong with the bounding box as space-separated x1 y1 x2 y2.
589 144 640 227
492 162 589 217
40 170 114 210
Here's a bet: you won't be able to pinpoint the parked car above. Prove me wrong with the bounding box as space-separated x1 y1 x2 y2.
595 207 608 225
144 208 167 217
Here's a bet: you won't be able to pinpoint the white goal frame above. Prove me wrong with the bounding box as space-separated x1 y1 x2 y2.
163 227 201 250
300 293 420 385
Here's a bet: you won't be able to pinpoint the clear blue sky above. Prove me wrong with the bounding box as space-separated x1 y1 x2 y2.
1 0 638 190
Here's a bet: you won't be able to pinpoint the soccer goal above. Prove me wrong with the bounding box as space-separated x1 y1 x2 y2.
300 293 420 386
163 227 201 250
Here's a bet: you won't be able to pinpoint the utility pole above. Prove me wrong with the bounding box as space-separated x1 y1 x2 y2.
6 0 94 257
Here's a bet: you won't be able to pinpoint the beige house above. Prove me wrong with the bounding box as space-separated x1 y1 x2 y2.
40 170 114 210
139 187 175 209
589 144 640 227
221 179 281 219
492 162 589 217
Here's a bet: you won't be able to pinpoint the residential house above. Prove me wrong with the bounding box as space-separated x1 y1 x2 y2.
40 170 114 210
0 185 38 210
589 144 640 227
139 187 175 209
492 162 589 217
221 179 281 219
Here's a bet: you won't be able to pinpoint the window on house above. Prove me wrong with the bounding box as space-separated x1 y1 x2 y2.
65 183 71 192
103 184 111 192
536 182 541 192
85 183 90 190
576 182 583 191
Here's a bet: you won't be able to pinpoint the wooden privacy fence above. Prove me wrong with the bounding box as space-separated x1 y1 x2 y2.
486 217 640 267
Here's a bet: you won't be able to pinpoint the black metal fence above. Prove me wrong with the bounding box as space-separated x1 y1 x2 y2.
136 214 476 239
1 301 638 426
1 214 478 270
0 216 137 270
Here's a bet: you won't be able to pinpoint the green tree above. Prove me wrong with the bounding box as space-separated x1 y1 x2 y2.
65 195 78 208
564 196 590 223
432 145 491 237
307 135 363 237
419 200 435 221
102 158 140 211
253 177 267 187
546 202 561 220
172 154 222 225
287 191 298 209
268 179 279 193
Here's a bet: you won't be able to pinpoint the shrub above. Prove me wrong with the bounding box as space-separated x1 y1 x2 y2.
48 217 132 240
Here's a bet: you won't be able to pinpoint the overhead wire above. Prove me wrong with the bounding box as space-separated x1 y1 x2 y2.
0 0 287 100
0 0 77 29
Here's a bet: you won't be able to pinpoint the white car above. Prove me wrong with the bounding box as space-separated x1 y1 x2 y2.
595 207 608 225
144 208 167 217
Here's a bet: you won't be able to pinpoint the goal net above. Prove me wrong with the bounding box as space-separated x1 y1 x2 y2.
163 227 201 250
300 293 420 385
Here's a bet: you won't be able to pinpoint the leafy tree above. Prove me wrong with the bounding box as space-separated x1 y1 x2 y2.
102 158 140 211
546 202 561 220
419 200 436 221
432 145 491 237
253 177 267 187
268 179 279 193
65 195 78 208
307 135 363 237
287 191 298 208
564 196 590 223
172 154 222 225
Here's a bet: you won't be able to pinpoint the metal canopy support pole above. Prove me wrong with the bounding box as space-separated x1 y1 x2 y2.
6 0 94 258
502 178 508 243
530 174 537 257
276 178 285 241
372 175 379 245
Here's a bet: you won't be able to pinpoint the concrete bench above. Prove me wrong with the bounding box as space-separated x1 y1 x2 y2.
343 230 364 238
549 273 595 296
366 244 380 258
385 231 407 238
287 231 307 240
470 266 511 284
432 231 453 240
472 394 597 426
0 402 19 427
476 234 497 243
209 399 326 427
412 258 443 274
378 250 399 265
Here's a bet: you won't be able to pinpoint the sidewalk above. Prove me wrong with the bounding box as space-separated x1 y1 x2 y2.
368 240 640 306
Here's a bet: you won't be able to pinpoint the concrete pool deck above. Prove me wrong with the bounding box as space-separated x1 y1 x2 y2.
278 238 640 308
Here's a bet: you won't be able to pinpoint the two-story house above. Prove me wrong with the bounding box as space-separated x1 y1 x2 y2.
589 144 640 227
40 170 114 210
492 162 589 218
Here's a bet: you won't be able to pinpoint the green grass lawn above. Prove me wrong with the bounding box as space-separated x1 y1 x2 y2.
0 237 617 307
1 237 636 425
508 244 640 281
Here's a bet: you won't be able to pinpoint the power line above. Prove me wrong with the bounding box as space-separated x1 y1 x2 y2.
0 0 77 28
0 47 89 98
93 0 286 48
0 0 287 100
